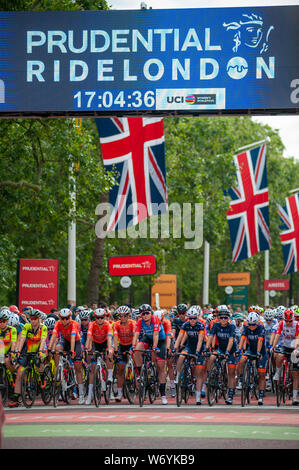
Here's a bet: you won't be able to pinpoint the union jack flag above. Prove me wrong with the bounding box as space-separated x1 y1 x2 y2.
226 143 271 262
96 117 168 231
278 193 299 274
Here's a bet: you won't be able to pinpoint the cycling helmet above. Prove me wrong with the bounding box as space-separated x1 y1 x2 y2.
283 308 294 322
8 313 20 327
40 312 47 322
28 309 42 318
187 306 199 318
59 308 71 318
264 309 274 321
247 312 260 324
9 305 19 314
22 306 33 314
177 303 188 314
0 309 10 321
139 304 153 315
117 305 131 316
76 306 85 313
44 317 56 330
169 307 178 317
79 309 90 320
233 313 244 321
248 305 260 313
206 313 214 324
154 310 164 320
216 305 230 316
94 308 106 318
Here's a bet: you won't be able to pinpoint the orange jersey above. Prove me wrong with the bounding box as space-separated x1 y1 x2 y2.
113 319 136 346
87 320 113 344
53 319 80 342
162 317 173 337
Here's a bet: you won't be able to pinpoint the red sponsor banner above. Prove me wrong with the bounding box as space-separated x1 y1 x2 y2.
108 255 156 276
18 259 59 314
264 279 290 291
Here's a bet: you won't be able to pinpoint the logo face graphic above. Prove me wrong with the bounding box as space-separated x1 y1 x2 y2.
223 13 274 54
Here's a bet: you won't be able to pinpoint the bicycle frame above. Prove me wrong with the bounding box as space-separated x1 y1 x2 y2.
241 353 259 407
276 351 293 407
53 351 77 407
175 352 197 407
207 352 228 406
135 349 158 407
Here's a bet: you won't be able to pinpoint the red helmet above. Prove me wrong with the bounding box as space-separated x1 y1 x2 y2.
9 305 19 314
283 308 294 322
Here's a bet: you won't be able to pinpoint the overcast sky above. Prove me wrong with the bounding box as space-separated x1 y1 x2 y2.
108 0 299 161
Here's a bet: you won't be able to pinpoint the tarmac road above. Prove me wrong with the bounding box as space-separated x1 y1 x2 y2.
2 393 299 451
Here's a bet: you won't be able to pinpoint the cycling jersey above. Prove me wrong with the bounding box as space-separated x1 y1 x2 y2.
80 322 90 348
162 317 172 338
276 320 299 349
241 324 266 355
52 319 81 342
0 326 17 354
172 317 185 339
87 320 113 344
180 320 205 353
135 315 166 341
210 322 237 353
113 319 135 346
264 319 278 347
21 323 48 353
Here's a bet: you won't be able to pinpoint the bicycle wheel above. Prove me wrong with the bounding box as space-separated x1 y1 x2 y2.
21 367 37 408
53 365 62 408
241 362 250 407
207 364 218 406
138 365 147 407
176 366 184 407
276 367 284 407
219 361 228 401
93 365 102 407
82 361 90 397
61 363 72 404
40 364 53 405
103 365 112 405
112 362 119 398
148 364 156 404
123 361 137 404
184 367 192 404
0 365 8 405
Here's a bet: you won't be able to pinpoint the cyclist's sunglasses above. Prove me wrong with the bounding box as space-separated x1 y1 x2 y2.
30 316 39 320
188 316 197 320
248 323 257 326
95 315 105 319
60 316 71 320
219 316 229 319
141 312 151 316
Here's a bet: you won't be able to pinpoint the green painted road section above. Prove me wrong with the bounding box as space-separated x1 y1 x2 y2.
4 424 299 441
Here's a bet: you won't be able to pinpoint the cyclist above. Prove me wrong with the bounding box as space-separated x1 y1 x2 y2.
172 304 188 346
85 308 114 405
0 309 17 380
48 308 85 405
237 311 267 405
78 309 91 351
113 305 135 402
205 305 237 405
154 310 176 398
174 306 206 405
10 309 48 407
132 304 168 405
263 308 278 390
231 313 244 345
272 308 299 405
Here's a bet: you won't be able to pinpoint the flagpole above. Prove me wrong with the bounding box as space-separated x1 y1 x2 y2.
68 162 76 307
237 137 270 153
203 240 210 306
264 250 269 307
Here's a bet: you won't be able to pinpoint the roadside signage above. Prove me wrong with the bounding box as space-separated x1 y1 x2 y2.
17 259 59 314
0 6 299 116
218 272 250 286
108 254 156 276
151 274 177 310
264 279 289 291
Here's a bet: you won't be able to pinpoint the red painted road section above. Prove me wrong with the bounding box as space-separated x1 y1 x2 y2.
5 411 299 425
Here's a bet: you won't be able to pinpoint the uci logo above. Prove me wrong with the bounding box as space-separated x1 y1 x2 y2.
166 96 185 104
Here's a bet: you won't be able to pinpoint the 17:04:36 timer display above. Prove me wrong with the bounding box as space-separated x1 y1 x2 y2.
73 89 156 110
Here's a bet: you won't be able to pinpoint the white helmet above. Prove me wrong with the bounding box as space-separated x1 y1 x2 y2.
206 313 214 324
187 306 199 318
59 308 71 318
247 312 260 324
264 309 274 321
44 317 56 330
8 313 19 327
